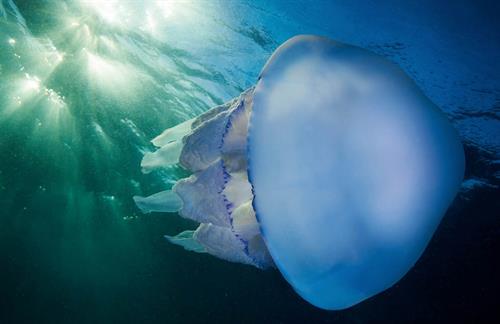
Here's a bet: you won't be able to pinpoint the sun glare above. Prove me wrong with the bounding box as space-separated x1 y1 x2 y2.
83 0 120 25
156 0 174 18
23 74 41 93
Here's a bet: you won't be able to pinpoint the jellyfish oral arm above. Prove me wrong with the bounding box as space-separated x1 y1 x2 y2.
134 88 274 269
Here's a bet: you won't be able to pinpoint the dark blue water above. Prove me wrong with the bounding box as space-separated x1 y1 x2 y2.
0 0 499 322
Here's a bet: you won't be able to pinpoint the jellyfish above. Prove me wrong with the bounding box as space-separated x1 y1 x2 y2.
133 35 465 310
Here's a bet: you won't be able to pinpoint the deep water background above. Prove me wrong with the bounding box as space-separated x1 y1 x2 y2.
0 0 499 323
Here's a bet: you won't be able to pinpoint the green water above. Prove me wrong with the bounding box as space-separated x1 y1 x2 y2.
0 1 283 322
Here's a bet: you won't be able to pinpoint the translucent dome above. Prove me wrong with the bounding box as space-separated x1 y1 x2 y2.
248 35 464 309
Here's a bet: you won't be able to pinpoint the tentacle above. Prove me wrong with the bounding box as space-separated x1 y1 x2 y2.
165 230 206 253
191 98 236 129
193 223 256 266
152 118 195 147
178 109 231 172
222 171 253 210
231 200 260 240
141 140 184 174
133 190 183 214
173 159 232 227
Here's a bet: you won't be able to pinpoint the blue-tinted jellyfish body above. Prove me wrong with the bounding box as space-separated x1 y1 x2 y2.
134 35 465 310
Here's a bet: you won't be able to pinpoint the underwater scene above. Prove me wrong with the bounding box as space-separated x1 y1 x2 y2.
1 0 499 323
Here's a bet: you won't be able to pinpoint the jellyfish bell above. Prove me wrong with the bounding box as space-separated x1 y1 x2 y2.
134 35 465 310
